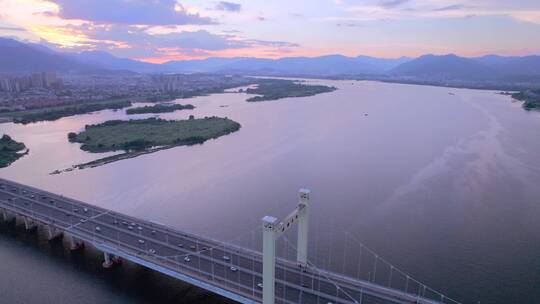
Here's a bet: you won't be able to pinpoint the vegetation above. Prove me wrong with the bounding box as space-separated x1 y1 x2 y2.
60 117 241 171
0 134 27 168
511 90 540 110
10 100 133 124
246 79 336 102
126 103 195 115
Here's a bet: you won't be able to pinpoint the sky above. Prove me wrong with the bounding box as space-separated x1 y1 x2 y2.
0 0 539 63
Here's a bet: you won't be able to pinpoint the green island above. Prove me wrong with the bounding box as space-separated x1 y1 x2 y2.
246 79 337 102
57 116 240 172
0 135 28 168
126 103 195 115
7 99 133 124
510 90 540 110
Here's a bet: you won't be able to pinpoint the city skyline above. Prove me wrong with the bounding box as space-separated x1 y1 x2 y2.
0 0 539 63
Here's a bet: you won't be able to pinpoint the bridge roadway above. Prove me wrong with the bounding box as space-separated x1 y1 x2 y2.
0 177 440 304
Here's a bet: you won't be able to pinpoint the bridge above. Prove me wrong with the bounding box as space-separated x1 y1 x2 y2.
0 177 459 304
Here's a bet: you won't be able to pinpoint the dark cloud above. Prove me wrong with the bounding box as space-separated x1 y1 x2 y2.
44 24 298 59
336 22 364 27
0 26 26 32
44 0 214 25
215 1 241 12
433 4 466 11
378 0 409 8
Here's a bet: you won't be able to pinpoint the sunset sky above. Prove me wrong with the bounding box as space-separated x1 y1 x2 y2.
0 0 539 63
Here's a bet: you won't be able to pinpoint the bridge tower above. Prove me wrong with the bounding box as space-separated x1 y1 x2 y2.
261 188 311 304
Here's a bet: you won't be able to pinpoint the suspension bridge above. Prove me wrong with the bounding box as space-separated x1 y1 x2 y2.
0 177 460 304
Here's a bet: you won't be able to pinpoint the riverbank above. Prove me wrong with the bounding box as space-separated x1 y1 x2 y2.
55 117 241 173
0 135 28 168
246 79 336 102
0 99 134 124
126 103 195 115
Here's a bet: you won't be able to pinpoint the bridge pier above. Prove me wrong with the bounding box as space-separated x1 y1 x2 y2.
102 252 116 268
24 216 37 231
2 209 15 222
69 236 84 251
46 224 63 241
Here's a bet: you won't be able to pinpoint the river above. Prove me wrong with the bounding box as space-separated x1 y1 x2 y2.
1 79 540 304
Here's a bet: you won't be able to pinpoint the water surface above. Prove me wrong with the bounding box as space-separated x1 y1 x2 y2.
1 80 540 304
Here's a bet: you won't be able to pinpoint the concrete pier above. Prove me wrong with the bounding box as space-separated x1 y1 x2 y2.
46 224 63 241
24 216 37 230
102 252 114 268
69 236 84 251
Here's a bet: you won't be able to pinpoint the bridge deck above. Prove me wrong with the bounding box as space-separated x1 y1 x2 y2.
0 177 440 304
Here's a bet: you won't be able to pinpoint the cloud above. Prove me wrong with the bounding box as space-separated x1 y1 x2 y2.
0 26 27 32
433 4 466 12
215 1 241 12
378 0 409 9
44 0 214 25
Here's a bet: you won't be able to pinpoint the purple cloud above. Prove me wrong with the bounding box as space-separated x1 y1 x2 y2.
45 0 214 25
215 2 241 12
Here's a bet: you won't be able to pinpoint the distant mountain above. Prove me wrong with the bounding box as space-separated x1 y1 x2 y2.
68 51 158 72
0 37 539 84
390 54 496 80
489 55 540 77
163 55 409 75
0 37 89 73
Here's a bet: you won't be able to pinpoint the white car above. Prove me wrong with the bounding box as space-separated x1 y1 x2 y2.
148 249 156 254
230 266 238 272
184 256 191 262
138 239 145 244
257 283 263 289
95 226 101 232
222 256 230 262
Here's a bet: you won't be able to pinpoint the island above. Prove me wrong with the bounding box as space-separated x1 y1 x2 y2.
0 135 28 168
59 116 240 172
510 90 540 110
246 79 336 102
10 100 133 124
126 103 195 115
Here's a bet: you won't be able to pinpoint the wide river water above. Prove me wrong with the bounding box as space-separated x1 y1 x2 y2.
1 80 540 304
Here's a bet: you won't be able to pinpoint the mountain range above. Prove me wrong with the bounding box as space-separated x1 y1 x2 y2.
1 37 540 82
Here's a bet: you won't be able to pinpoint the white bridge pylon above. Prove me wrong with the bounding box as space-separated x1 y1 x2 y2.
262 188 311 304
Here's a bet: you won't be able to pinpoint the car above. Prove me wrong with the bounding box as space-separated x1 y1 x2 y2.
151 230 156 234
184 256 191 262
230 266 238 272
257 283 263 289
73 209 79 213
83 208 88 213
30 195 35 199
22 190 27 194
7 198 12 202
301 283 309 288
177 243 184 248
95 226 101 232
128 226 134 230
49 200 54 204
113 220 118 225
190 245 196 250
122 221 128 225
80 219 87 223
222 256 230 261
138 239 145 244
137 226 143 231
148 249 156 254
